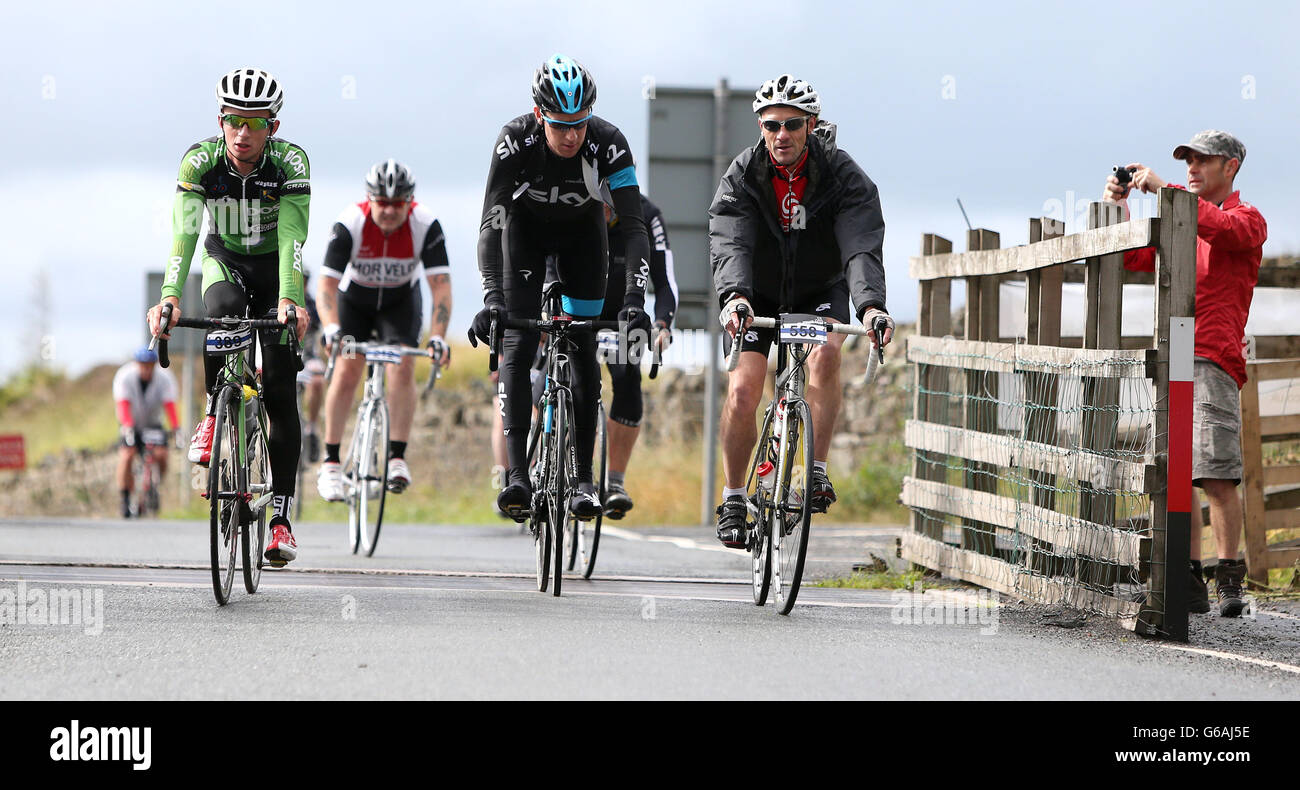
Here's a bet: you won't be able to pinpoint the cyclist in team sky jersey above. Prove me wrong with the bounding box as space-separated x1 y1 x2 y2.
315 159 452 500
710 75 894 548
113 347 180 519
544 193 678 518
148 67 311 566
469 54 653 522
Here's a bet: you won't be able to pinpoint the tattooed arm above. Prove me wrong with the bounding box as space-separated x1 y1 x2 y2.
427 272 452 366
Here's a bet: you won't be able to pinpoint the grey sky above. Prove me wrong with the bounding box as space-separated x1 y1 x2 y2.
2 0 1296 376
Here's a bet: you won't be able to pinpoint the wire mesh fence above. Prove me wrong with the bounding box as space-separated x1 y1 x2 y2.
903 338 1155 618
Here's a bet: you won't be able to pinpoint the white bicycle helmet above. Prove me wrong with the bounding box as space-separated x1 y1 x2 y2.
753 74 820 115
216 67 285 116
365 158 416 199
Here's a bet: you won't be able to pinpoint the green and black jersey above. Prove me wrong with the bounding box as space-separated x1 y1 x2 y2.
163 136 311 306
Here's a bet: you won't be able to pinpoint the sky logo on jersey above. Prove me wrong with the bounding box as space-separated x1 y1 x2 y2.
524 186 591 206
497 135 520 159
633 259 649 290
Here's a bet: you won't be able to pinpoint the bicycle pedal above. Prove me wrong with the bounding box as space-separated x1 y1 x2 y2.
603 506 627 520
386 480 409 494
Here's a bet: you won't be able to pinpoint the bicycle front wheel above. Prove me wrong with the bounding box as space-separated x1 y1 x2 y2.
747 405 778 606
208 388 241 605
357 400 389 557
242 415 270 594
773 399 814 615
549 390 573 598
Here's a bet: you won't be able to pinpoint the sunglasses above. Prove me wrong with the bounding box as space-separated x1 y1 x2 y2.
369 197 410 208
541 111 592 129
221 114 274 131
759 116 812 133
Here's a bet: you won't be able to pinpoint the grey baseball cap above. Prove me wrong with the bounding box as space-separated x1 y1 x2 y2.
1173 130 1246 164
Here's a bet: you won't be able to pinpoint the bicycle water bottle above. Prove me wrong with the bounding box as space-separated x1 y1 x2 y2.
243 385 257 427
757 460 776 496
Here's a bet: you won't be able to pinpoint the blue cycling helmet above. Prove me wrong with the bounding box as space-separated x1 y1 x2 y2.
533 54 597 115
134 347 158 364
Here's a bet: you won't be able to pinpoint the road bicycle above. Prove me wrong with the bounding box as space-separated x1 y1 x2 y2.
325 338 438 557
153 303 303 605
725 305 887 614
127 428 169 518
492 293 623 596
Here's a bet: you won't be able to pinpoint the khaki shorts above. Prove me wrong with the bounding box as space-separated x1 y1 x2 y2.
1193 358 1242 486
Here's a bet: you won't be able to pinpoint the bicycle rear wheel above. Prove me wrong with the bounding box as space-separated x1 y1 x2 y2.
357 400 389 557
242 414 270 594
746 405 778 606
773 399 814 615
208 388 242 606
577 400 606 579
531 394 553 592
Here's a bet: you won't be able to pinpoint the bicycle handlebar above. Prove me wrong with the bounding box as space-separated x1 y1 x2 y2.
727 312 890 384
486 310 625 375
152 303 304 372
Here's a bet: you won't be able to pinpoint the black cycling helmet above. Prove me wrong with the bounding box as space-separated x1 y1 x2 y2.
532 54 597 115
365 158 416 200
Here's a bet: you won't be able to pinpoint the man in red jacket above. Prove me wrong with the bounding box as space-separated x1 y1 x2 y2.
1105 130 1268 618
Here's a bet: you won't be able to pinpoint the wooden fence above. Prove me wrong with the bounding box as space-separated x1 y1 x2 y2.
901 188 1197 640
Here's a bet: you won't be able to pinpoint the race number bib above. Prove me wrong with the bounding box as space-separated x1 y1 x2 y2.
364 347 404 366
596 330 621 364
205 328 254 355
778 313 827 345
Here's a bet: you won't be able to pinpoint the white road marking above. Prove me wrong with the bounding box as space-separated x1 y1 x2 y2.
1158 644 1300 675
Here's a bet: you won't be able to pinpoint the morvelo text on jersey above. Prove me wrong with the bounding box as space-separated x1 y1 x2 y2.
163 135 311 306
320 201 450 293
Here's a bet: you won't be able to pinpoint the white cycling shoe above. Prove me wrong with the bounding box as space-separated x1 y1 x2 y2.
387 458 411 493
317 461 345 502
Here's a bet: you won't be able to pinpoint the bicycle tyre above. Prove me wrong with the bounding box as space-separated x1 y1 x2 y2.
208 387 241 606
242 411 270 594
550 389 572 598
746 405 778 606
343 423 361 554
531 392 552 592
773 399 814 615
579 399 606 579
358 399 389 557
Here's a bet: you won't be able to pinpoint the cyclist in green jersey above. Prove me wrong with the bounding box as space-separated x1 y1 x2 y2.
147 67 311 566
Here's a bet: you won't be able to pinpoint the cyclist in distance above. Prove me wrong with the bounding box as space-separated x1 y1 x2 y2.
469 54 653 522
315 159 452 501
709 74 894 547
147 67 311 566
545 194 678 519
113 347 180 518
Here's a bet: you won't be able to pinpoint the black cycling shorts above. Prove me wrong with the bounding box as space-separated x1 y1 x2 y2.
721 279 850 359
338 285 423 347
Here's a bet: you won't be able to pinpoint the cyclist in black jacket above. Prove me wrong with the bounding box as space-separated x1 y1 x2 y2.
469 54 652 522
545 193 678 518
709 74 895 547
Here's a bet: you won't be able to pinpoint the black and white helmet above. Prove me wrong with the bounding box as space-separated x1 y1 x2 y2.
216 67 284 116
365 158 416 200
753 74 820 116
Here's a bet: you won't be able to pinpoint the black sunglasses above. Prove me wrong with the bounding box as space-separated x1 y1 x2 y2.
759 116 812 133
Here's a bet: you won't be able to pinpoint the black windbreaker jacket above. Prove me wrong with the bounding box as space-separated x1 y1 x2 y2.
708 132 886 318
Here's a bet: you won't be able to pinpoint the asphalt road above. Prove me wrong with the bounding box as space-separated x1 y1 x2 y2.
2 517 1299 700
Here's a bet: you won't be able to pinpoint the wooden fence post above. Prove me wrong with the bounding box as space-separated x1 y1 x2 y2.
1024 218 1065 574
1144 187 1197 640
913 234 953 545
1239 362 1269 586
962 229 1000 556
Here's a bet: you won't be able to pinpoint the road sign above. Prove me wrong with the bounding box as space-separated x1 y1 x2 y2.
645 83 757 330
0 435 25 470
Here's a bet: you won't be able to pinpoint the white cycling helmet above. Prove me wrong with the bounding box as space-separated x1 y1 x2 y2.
365 159 416 199
753 74 820 116
216 67 284 116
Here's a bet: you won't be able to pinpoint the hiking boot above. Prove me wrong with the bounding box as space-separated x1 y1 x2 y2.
1189 566 1211 614
715 496 749 548
1215 561 1247 618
